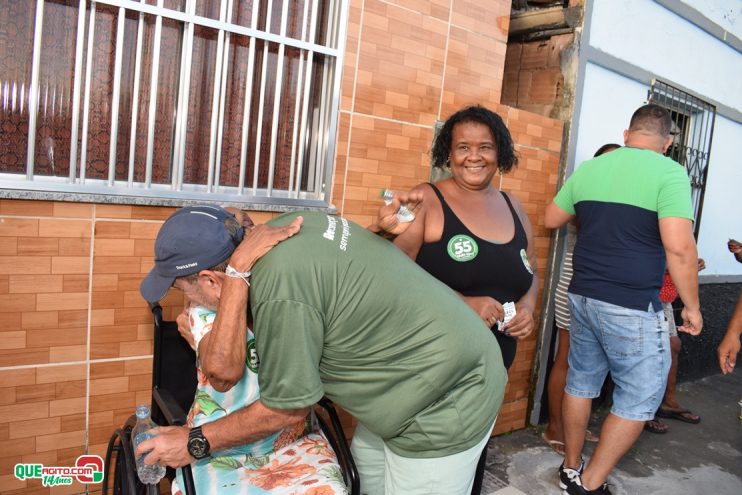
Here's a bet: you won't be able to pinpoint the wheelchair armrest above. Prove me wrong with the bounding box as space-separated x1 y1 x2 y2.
150 388 196 495
316 397 360 495
152 386 189 426
179 465 196 495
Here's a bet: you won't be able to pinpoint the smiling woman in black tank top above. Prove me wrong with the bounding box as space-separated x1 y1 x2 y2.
382 106 538 370
370 105 539 495
414 183 534 369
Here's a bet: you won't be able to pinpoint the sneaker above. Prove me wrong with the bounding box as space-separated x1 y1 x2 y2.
558 458 584 490
564 477 612 495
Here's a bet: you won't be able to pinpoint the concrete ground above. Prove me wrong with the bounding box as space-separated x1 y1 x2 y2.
481 368 742 495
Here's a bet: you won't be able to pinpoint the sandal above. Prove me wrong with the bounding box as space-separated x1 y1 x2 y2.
656 407 701 424
644 417 669 434
542 432 565 455
585 429 599 442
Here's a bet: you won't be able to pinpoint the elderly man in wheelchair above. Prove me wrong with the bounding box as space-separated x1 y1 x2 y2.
168 302 348 495
111 206 353 495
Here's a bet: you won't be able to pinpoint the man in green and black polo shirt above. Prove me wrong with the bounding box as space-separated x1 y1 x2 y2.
545 104 703 495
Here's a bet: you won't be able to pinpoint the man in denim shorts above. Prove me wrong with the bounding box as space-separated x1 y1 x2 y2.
545 104 703 495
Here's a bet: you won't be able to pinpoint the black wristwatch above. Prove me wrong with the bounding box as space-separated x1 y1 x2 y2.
187 426 211 459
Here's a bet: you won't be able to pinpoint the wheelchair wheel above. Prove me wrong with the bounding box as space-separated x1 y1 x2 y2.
103 415 157 495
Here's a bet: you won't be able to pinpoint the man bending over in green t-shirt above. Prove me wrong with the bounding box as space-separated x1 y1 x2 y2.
137 205 508 495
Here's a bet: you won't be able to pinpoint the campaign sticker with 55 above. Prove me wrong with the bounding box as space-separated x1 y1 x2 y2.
14 455 104 487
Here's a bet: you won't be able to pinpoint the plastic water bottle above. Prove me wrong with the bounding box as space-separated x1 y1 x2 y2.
131 404 166 485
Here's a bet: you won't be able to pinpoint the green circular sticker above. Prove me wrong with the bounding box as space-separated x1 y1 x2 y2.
246 338 260 373
447 235 479 262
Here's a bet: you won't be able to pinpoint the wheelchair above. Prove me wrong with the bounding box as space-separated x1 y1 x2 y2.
103 303 359 495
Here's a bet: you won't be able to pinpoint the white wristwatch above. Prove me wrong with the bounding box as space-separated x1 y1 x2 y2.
225 265 251 286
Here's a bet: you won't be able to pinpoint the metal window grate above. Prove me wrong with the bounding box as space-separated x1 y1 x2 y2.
0 0 349 208
649 80 716 236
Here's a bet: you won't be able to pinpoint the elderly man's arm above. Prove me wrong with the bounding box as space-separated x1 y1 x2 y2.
544 201 574 229
200 218 304 391
659 217 702 335
135 400 310 468
718 291 742 374
199 276 250 390
202 400 309 453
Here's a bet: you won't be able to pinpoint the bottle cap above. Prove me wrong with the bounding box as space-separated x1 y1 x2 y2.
136 404 150 419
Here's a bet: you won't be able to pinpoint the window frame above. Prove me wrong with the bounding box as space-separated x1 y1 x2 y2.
0 0 350 210
649 79 716 238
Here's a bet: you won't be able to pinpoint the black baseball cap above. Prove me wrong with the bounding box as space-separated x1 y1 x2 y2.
140 205 244 303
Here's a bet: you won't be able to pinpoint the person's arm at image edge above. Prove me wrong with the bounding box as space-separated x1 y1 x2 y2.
718 292 742 374
728 238 742 263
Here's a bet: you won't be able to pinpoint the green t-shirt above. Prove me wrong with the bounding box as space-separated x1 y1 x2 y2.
249 211 507 458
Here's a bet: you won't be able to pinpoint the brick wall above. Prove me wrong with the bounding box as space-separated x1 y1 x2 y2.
0 1 563 493
501 33 574 118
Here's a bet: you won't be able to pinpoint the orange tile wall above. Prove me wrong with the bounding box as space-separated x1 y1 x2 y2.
0 204 279 495
0 1 562 493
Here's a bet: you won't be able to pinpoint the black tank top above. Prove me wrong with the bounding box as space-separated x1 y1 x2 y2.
415 184 534 369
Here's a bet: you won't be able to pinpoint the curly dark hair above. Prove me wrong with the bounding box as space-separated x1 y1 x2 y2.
431 105 517 173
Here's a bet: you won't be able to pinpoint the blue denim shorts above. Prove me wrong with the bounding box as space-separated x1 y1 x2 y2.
566 294 670 421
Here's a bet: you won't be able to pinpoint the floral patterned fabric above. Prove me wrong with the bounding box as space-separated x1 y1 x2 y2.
172 306 347 495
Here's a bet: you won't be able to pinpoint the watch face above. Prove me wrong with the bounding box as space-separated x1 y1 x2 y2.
188 436 209 459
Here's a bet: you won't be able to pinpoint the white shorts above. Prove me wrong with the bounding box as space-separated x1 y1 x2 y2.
350 421 494 495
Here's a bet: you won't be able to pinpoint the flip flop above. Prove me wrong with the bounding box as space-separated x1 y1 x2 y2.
585 429 599 442
541 432 565 455
656 407 701 424
644 417 669 434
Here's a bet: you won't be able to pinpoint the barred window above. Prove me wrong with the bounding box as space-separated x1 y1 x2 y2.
0 0 348 208
649 80 716 236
